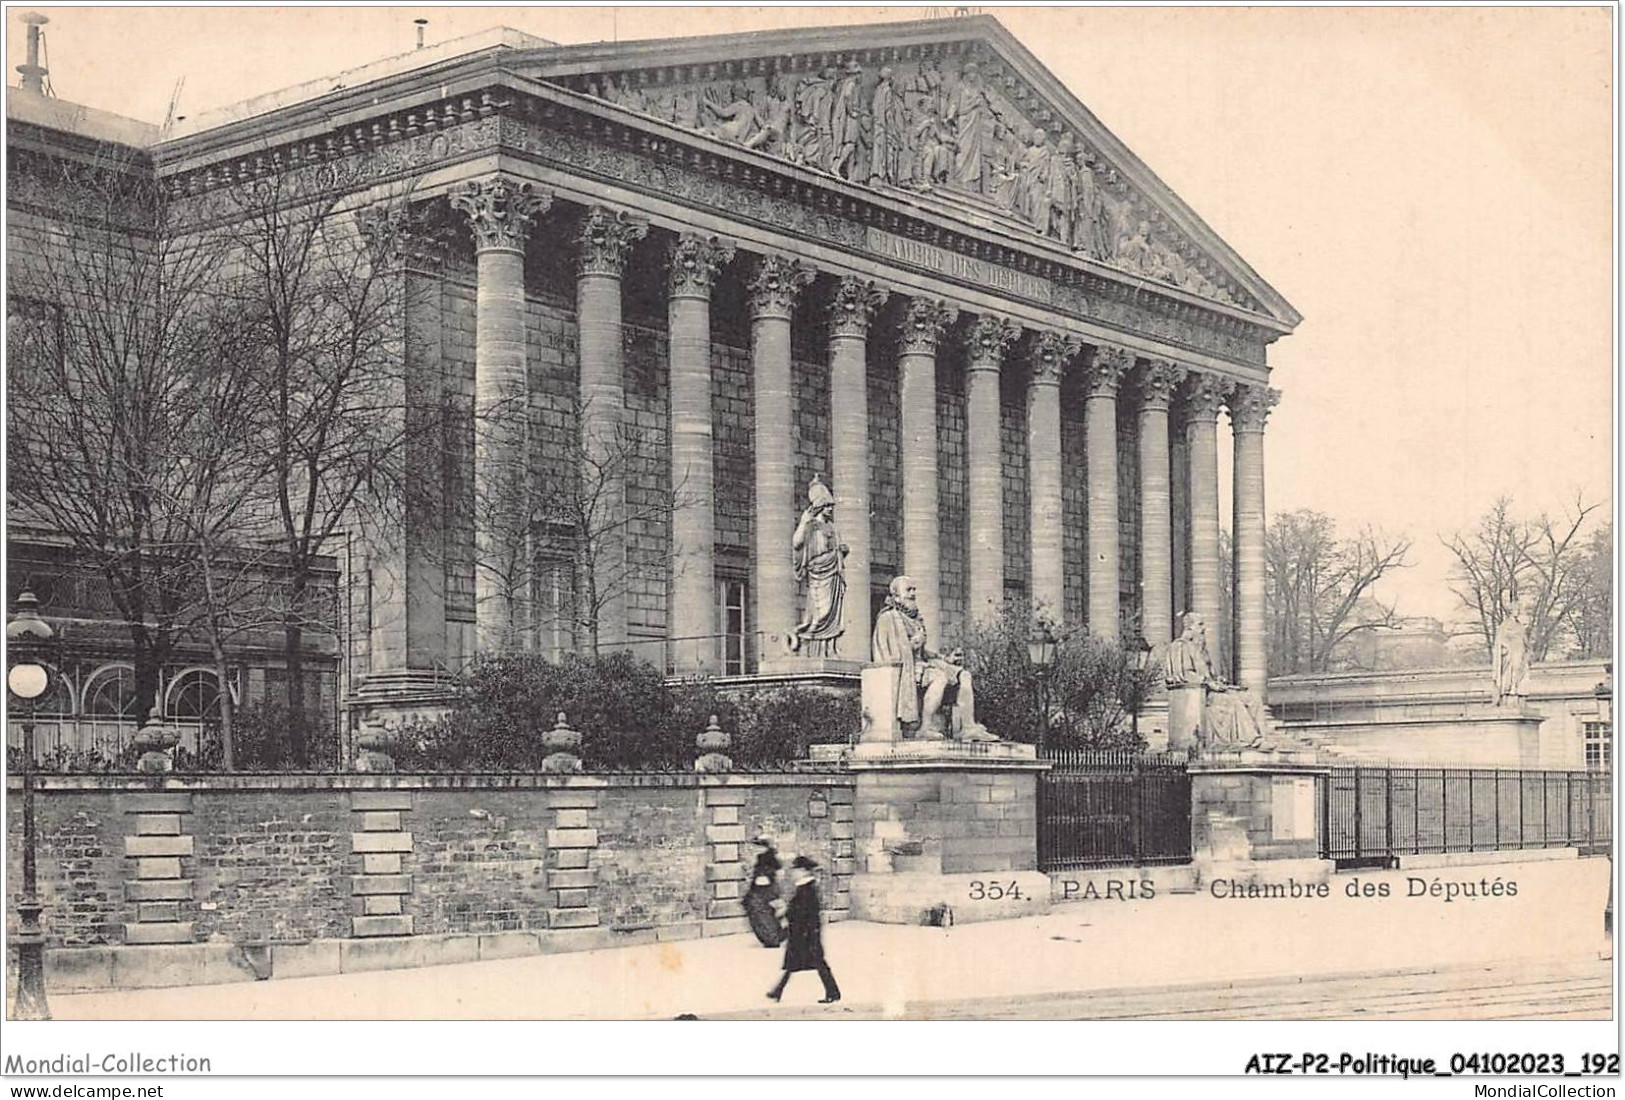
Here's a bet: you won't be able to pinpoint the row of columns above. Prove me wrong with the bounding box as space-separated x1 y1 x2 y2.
448 175 1278 696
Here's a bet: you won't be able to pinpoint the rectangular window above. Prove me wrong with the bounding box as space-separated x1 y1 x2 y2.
718 578 747 675
1584 720 1611 771
534 556 575 661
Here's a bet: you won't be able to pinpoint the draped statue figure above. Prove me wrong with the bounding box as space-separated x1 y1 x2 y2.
1492 616 1531 707
789 475 848 657
1164 613 1265 750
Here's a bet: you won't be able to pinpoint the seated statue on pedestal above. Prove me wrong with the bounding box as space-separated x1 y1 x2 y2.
871 575 997 741
1163 612 1265 750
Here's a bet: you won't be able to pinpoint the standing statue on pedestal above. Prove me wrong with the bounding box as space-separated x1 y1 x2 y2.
871 575 996 741
789 475 848 658
1163 612 1265 749
1492 615 1531 707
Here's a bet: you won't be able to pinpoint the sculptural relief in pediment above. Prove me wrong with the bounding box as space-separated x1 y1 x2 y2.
571 51 1254 311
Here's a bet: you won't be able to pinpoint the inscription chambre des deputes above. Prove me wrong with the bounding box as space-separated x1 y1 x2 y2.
1049 874 1524 902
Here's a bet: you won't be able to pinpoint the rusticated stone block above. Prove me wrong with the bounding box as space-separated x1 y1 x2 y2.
362 854 403 875
134 814 182 836
553 848 592 870
710 806 739 826
351 832 413 853
351 875 412 896
549 907 599 929
546 790 599 811
350 791 414 812
555 888 591 909
137 902 181 923
360 811 401 833
122 793 194 814
553 808 591 829
547 828 598 848
546 869 597 890
136 857 182 880
126 880 193 903
124 835 194 858
123 922 194 945
352 914 414 938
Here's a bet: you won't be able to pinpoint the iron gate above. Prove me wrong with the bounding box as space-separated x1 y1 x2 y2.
1038 750 1192 871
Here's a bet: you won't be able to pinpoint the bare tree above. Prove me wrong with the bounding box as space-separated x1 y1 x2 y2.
528 397 696 657
7 144 226 719
1568 522 1613 660
1265 509 1412 675
208 172 416 763
1443 494 1604 661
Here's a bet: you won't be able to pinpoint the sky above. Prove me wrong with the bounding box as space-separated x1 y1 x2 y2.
7 5 1614 624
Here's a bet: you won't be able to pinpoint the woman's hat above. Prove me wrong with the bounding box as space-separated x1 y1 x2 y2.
753 835 775 847
791 855 819 871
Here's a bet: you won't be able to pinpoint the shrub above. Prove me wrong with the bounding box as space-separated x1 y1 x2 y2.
729 686 859 765
962 603 1155 750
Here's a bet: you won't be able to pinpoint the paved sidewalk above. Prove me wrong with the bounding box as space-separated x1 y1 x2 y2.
50 856 1611 1020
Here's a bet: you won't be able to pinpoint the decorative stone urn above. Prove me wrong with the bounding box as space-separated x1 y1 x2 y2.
540 712 584 774
352 716 397 773
131 706 181 774
694 714 733 773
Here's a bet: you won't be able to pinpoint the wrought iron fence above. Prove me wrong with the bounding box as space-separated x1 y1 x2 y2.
1318 765 1613 865
1037 750 1192 871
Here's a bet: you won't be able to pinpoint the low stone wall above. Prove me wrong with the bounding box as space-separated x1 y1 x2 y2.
4 772 855 989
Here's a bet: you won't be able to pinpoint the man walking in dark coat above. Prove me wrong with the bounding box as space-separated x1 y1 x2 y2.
767 855 841 1004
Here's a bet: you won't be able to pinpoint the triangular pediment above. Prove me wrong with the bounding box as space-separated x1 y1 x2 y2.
515 16 1298 326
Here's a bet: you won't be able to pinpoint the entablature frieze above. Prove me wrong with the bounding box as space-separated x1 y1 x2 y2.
79 79 1279 371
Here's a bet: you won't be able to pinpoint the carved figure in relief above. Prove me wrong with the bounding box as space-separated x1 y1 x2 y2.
872 576 996 742
794 65 838 171
1043 132 1079 244
745 74 794 156
945 61 996 192
911 98 954 187
702 81 761 145
829 60 866 181
1070 149 1110 259
789 475 848 658
606 74 647 113
672 86 702 129
868 65 908 187
1012 126 1056 229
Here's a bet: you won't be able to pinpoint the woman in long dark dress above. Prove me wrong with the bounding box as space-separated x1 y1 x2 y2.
766 856 841 1004
742 836 783 947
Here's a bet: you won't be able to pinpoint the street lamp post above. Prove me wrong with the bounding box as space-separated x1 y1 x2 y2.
1028 621 1057 756
8 590 55 1020
1130 635 1153 745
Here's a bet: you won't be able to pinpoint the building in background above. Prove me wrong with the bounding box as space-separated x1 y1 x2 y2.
6 14 1299 744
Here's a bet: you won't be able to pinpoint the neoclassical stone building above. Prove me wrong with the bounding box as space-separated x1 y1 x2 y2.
10 14 1298 731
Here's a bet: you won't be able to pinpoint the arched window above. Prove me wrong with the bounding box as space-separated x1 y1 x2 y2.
167 669 220 722
33 664 73 717
83 665 138 718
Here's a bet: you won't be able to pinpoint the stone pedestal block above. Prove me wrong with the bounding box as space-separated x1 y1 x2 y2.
844 747 1050 925
1189 755 1330 886
860 665 905 743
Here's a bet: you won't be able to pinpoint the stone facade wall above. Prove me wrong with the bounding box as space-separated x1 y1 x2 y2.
6 774 854 952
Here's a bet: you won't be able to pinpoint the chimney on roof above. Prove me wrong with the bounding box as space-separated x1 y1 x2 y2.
414 18 428 50
17 11 48 95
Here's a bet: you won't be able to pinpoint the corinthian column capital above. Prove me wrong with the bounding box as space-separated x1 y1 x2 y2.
578 206 649 278
1228 383 1281 433
1180 371 1229 423
965 314 1021 371
1085 345 1135 398
1029 330 1082 386
828 276 889 340
745 254 816 321
899 297 959 355
667 233 736 299
451 176 552 253
1138 358 1188 412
